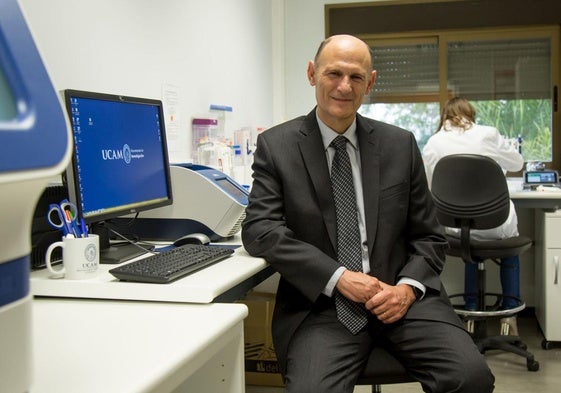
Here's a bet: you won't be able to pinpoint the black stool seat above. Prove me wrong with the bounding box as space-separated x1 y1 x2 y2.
356 347 416 393
446 235 532 260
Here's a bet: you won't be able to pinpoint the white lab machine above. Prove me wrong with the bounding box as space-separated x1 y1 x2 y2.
0 1 72 391
112 164 249 242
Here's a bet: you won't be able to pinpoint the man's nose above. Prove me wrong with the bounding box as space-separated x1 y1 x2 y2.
338 76 352 93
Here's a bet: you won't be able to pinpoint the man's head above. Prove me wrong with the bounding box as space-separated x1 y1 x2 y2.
307 35 376 133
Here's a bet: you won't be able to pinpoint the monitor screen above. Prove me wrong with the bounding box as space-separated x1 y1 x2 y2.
524 170 558 185
63 89 173 263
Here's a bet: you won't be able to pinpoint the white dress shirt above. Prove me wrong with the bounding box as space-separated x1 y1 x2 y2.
316 114 425 298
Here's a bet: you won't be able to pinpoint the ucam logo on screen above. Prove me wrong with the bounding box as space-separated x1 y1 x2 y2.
101 144 145 164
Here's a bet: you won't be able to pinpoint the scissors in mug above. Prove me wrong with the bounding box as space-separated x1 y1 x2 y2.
47 199 84 238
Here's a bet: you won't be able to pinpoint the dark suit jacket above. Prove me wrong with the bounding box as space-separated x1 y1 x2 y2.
242 109 463 374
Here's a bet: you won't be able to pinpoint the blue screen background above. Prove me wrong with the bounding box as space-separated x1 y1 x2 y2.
69 96 170 218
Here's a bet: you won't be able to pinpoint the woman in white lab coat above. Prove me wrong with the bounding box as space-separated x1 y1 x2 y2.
423 97 524 334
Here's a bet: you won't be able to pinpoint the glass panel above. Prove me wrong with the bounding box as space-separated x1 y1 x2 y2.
359 102 440 150
370 42 439 100
362 42 440 149
448 38 550 100
448 38 552 162
469 99 552 162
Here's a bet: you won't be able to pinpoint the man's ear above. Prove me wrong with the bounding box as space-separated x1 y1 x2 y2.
366 70 377 93
307 61 316 86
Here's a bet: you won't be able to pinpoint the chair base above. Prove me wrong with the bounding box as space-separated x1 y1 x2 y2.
475 332 540 371
450 293 539 372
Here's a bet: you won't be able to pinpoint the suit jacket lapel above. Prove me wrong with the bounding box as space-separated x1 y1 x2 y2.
298 110 338 252
356 115 380 257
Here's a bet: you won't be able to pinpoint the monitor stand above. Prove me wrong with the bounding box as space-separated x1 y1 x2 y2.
91 223 155 264
99 242 154 264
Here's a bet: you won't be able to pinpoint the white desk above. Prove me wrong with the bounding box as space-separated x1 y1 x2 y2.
510 189 561 210
483 183 561 344
508 177 561 207
31 298 248 393
30 247 274 303
29 243 274 393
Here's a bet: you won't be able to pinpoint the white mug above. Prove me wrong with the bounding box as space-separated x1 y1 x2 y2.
45 234 99 279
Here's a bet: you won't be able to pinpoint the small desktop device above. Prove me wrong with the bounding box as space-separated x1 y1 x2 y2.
63 89 173 263
523 170 559 189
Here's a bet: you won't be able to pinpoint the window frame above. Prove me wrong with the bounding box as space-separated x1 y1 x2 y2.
360 26 560 172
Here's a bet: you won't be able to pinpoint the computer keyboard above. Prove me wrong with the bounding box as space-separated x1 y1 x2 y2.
108 244 235 283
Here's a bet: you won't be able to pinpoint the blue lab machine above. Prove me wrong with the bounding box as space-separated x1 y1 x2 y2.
0 1 72 391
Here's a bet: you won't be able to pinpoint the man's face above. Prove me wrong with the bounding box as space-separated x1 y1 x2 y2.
307 36 376 132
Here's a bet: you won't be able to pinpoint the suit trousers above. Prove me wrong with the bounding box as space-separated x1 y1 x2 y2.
284 304 495 393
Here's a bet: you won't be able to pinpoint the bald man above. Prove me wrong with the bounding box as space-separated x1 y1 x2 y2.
242 35 494 393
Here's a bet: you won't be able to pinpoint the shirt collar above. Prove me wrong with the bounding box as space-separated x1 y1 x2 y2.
316 113 358 151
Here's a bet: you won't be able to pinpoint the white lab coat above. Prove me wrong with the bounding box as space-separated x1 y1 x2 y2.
423 121 524 240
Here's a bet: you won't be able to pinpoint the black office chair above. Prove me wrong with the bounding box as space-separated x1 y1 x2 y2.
356 347 416 392
431 154 539 371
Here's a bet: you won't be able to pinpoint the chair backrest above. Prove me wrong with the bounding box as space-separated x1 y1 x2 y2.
431 154 510 232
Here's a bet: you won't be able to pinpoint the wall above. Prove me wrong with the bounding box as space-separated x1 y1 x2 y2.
19 0 277 163
282 0 380 121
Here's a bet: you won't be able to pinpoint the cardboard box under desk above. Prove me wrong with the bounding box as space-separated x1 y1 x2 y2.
238 291 284 387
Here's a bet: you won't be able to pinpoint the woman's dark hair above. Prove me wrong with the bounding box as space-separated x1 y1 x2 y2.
436 97 476 132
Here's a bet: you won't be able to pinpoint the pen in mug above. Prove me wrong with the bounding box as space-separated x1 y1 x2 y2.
65 209 82 237
80 218 89 237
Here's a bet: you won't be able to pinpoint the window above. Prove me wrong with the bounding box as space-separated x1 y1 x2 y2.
447 36 552 162
360 39 440 149
359 27 559 170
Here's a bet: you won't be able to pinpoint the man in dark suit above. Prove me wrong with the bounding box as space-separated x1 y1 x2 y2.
242 34 494 393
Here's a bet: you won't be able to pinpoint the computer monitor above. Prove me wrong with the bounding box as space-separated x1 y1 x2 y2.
63 89 173 263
